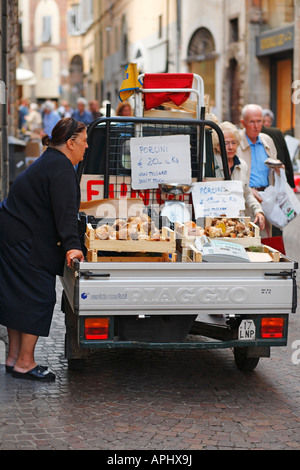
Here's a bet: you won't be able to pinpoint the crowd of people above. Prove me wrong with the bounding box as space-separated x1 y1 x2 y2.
17 96 134 137
18 94 294 238
211 103 295 238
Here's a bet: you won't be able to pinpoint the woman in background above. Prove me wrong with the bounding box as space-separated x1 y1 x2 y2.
116 101 133 116
212 121 265 230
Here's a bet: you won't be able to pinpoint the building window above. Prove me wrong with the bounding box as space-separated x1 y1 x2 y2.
42 58 52 79
158 15 163 39
41 16 52 43
120 16 128 66
106 28 111 55
229 18 239 43
187 27 216 102
80 0 93 31
68 6 81 36
115 26 119 53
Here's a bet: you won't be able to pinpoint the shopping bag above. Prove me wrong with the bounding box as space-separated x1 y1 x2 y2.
259 168 300 230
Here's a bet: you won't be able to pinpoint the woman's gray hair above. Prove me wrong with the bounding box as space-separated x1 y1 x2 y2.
262 108 274 121
212 121 241 152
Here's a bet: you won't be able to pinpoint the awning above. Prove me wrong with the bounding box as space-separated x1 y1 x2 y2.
16 68 37 85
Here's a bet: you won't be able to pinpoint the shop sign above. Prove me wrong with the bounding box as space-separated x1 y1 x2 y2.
256 25 294 57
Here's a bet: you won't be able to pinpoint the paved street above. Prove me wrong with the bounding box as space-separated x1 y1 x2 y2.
0 218 300 451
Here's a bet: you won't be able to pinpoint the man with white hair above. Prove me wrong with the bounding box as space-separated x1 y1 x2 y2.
42 100 60 136
237 104 278 199
237 104 284 237
72 97 93 125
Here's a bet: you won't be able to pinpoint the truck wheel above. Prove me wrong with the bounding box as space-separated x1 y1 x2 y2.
233 347 260 371
67 358 86 372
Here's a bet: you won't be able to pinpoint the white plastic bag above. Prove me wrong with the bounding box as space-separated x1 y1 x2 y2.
259 168 300 229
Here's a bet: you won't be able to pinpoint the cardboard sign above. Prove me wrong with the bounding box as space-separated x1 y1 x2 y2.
192 180 245 219
130 135 191 190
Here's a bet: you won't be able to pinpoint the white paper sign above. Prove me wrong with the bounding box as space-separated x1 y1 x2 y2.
192 180 245 219
130 135 191 190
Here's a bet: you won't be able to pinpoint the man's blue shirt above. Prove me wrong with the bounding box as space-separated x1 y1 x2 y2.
72 110 93 125
43 111 60 136
247 134 270 188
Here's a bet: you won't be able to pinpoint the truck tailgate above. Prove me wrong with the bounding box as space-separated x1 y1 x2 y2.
61 259 297 317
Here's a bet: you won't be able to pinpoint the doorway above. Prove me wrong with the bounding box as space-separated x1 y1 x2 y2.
271 53 294 134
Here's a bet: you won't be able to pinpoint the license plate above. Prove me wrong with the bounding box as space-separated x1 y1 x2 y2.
238 320 256 340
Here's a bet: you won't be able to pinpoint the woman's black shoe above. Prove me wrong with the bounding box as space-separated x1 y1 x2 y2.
12 365 55 382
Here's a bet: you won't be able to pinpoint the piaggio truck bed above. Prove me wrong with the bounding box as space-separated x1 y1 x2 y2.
61 254 297 371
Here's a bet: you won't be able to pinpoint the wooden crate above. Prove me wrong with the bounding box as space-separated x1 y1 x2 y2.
175 222 204 248
181 243 280 263
204 217 261 247
85 223 176 262
180 244 202 263
247 245 280 263
86 251 177 263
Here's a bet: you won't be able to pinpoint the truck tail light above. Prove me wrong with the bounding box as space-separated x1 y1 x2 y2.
85 318 109 340
261 317 284 338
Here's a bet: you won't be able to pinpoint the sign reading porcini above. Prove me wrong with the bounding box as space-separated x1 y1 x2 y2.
130 135 192 190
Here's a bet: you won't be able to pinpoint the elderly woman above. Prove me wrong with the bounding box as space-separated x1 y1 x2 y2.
262 108 274 127
212 121 265 230
0 118 87 382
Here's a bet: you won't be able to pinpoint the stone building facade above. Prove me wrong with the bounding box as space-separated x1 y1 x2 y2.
0 0 19 200
18 0 300 138
19 0 69 103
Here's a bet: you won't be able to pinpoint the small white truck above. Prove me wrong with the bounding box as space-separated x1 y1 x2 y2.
61 73 298 372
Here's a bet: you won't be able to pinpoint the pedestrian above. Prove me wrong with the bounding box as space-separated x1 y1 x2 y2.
72 97 93 125
89 99 102 120
58 100 73 118
0 117 86 382
261 117 296 237
24 102 42 133
262 108 274 127
116 101 133 116
261 124 295 190
236 104 284 236
236 104 279 197
42 100 60 136
100 99 116 117
18 98 29 129
212 121 265 230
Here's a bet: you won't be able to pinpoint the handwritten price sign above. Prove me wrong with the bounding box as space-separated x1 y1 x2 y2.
130 135 192 190
192 180 245 219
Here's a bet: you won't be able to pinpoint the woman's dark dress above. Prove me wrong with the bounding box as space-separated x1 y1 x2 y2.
0 147 82 336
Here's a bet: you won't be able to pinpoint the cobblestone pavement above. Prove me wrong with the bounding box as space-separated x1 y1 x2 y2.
0 282 299 451
0 220 300 451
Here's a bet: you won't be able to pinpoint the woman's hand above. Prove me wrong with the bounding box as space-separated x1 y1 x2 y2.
66 249 84 268
253 212 265 230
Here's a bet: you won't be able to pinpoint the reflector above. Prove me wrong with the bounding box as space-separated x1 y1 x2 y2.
85 318 109 340
261 317 284 338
